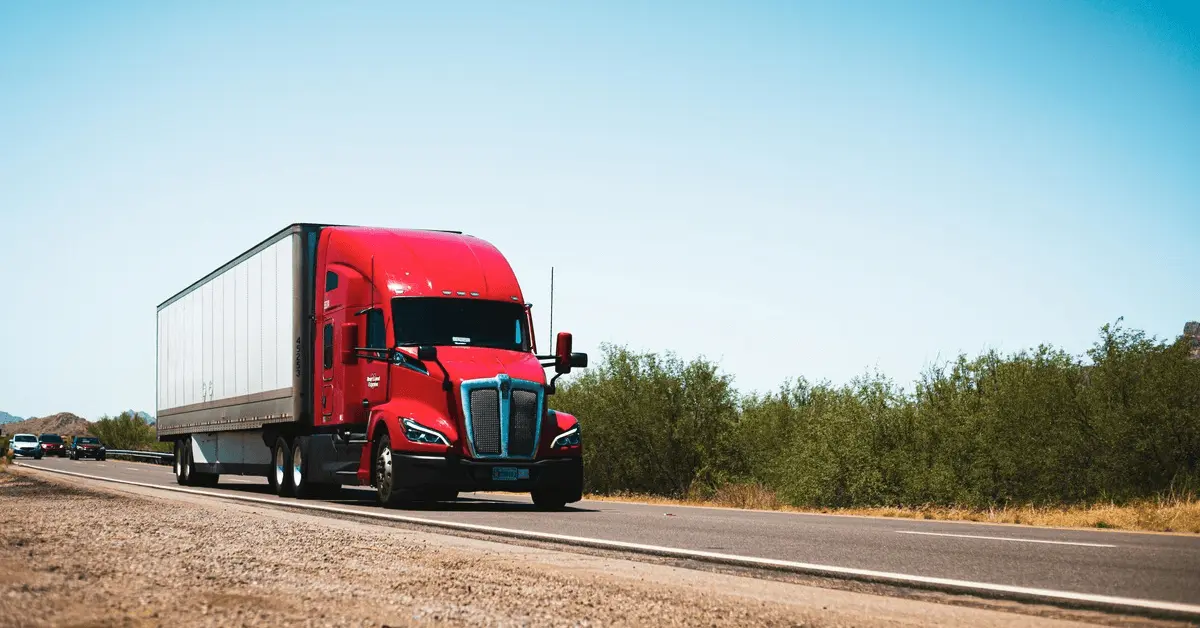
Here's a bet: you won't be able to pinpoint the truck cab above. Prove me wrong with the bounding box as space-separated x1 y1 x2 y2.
305 227 587 508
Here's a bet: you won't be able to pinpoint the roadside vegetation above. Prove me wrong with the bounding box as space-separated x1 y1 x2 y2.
555 319 1200 533
88 411 171 452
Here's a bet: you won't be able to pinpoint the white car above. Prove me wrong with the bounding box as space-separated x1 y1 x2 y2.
10 433 43 459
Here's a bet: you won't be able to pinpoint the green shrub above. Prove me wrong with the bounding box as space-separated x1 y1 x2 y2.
552 320 1200 509
89 411 170 452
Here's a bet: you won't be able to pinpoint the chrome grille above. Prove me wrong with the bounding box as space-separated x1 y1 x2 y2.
469 389 501 455
507 390 539 457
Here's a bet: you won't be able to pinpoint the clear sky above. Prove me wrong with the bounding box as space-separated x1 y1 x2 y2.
1 1 1197 419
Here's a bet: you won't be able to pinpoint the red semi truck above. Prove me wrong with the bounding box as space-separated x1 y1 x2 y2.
155 224 587 508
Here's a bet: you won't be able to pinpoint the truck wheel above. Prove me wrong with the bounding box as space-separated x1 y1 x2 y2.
291 438 317 499
374 434 406 507
269 437 294 497
174 441 185 484
531 488 574 511
180 442 194 486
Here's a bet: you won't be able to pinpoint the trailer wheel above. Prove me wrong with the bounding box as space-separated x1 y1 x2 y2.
374 434 406 507
174 441 183 483
176 440 193 485
269 436 294 497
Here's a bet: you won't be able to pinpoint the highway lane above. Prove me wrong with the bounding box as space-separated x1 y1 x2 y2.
18 457 1200 612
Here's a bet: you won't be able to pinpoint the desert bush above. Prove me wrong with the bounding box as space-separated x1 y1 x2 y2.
89 411 169 452
552 320 1200 509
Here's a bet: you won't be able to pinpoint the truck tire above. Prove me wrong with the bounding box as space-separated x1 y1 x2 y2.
174 441 184 484
531 487 579 511
178 441 194 486
269 436 294 497
291 437 320 499
374 434 407 508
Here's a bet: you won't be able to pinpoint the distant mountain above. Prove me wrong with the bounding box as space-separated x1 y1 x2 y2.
114 409 155 424
0 412 91 437
0 411 23 424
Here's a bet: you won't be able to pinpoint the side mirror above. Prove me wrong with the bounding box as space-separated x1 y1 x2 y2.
341 323 359 365
570 352 588 368
417 345 438 362
555 332 573 374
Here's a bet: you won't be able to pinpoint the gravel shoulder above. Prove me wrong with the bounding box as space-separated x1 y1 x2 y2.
0 466 1154 627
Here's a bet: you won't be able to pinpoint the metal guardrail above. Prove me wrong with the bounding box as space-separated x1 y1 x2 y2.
105 449 174 463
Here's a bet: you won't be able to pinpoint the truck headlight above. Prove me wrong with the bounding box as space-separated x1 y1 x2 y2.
402 418 450 446
550 425 581 449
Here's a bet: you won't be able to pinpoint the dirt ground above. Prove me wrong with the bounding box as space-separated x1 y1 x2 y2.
0 468 1140 627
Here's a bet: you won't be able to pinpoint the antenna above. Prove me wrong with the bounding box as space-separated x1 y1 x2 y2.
548 266 555 344
370 256 376 308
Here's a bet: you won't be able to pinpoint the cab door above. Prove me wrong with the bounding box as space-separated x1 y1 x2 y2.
318 269 348 425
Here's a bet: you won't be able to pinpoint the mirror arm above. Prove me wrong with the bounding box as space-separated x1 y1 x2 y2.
547 372 565 395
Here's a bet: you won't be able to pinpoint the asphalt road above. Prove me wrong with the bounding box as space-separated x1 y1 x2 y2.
18 456 1200 613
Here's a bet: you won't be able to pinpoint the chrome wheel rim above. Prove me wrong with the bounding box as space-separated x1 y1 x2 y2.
274 445 285 488
292 445 303 489
377 447 393 497
174 444 182 478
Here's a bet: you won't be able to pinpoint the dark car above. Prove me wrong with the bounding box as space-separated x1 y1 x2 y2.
69 436 106 461
38 433 67 457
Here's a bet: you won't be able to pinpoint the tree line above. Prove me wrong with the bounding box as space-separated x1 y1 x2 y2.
553 320 1200 508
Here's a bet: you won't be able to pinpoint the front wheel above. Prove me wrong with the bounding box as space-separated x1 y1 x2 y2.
531 486 580 511
374 434 407 507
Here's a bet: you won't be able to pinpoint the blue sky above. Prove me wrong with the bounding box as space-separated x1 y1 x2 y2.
1 1 1196 419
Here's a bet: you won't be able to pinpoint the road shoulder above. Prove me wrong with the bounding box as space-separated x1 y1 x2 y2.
1 465 1166 627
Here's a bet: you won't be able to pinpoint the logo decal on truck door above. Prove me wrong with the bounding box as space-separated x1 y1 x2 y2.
367 374 381 389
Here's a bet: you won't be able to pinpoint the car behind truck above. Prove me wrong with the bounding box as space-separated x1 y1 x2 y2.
156 224 587 508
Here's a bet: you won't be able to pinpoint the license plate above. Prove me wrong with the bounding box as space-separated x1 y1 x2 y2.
491 467 529 481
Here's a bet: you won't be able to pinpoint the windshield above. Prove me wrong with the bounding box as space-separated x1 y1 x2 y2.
14 435 36 443
76 437 99 445
39 434 63 443
392 297 530 352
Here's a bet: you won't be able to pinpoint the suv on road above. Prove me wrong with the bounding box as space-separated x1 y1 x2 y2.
38 433 66 457
69 436 106 461
11 434 43 459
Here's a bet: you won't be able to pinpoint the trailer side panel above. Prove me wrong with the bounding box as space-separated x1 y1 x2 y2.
157 231 300 437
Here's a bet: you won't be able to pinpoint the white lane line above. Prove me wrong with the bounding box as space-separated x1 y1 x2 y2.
895 530 1117 548
15 463 1199 618
126 467 143 472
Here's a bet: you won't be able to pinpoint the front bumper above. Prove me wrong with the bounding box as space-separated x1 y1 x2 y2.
391 453 582 493
75 448 104 458
13 448 41 458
